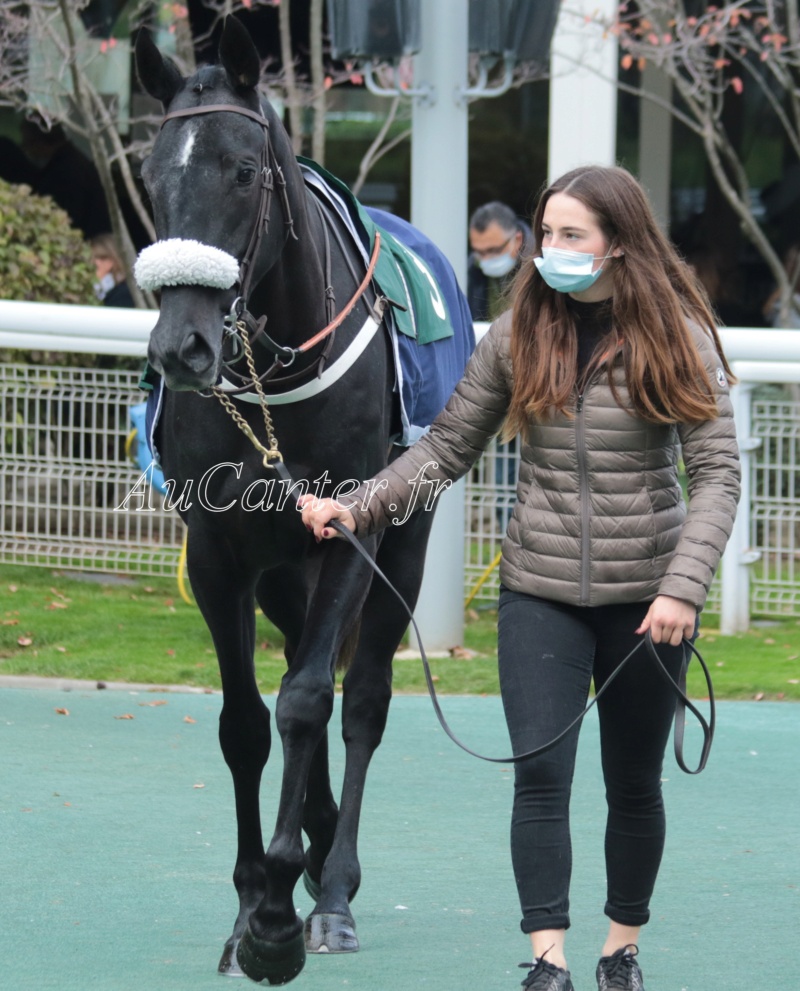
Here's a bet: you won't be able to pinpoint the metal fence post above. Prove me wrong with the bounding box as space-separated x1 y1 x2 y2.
720 378 755 634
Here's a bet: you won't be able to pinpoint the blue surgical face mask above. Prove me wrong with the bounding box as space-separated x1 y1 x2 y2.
478 252 516 279
534 246 616 293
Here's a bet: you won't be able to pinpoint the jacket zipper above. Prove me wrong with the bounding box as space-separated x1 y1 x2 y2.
574 340 622 606
575 391 591 606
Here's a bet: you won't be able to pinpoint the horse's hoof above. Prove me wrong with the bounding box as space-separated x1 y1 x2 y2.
304 912 359 953
302 869 322 902
236 924 306 985
218 937 245 977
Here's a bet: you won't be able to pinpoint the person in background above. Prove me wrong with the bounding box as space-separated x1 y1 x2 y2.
468 201 533 526
91 233 134 307
301 165 740 991
20 118 111 238
468 200 533 323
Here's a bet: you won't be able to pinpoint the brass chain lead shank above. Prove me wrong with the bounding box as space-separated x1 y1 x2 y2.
213 320 283 467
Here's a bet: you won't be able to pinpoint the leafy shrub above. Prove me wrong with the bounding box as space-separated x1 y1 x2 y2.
0 179 97 304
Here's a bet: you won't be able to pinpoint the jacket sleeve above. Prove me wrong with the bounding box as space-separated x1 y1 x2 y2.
345 317 512 537
658 328 742 609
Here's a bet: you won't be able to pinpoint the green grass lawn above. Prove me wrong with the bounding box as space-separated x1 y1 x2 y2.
1 563 799 700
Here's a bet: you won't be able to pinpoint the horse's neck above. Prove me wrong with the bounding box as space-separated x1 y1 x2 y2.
250 180 360 351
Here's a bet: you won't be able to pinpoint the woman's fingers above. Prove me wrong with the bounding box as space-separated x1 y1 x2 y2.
298 494 356 540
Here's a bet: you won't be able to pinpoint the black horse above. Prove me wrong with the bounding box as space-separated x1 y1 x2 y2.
133 16 472 986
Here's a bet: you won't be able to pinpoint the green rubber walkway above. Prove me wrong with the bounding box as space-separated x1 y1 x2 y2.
0 684 796 991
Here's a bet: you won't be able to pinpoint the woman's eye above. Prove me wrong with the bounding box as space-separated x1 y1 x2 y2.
237 167 256 185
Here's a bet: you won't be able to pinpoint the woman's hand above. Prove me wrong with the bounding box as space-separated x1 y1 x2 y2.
636 595 696 646
298 494 357 541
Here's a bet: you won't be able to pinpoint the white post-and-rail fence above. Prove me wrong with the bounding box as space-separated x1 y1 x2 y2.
2 299 800 635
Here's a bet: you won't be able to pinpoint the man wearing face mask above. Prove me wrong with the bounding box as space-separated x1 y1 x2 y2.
467 201 533 323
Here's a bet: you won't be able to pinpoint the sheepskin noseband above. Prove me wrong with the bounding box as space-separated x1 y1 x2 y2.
134 238 240 292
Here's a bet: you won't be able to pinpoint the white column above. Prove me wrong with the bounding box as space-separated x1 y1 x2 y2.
639 62 673 231
408 0 469 651
548 0 619 182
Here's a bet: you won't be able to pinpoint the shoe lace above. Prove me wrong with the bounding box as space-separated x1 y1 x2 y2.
600 945 640 989
518 958 563 990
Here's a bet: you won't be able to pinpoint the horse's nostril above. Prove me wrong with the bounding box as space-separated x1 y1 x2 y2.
179 332 214 371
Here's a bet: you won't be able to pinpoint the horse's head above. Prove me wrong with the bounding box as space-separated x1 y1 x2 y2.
135 17 286 391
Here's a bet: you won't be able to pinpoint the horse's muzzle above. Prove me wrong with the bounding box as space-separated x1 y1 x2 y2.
148 287 230 390
148 325 220 391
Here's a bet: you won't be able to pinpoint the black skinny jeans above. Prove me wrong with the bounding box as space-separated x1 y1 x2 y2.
497 588 688 934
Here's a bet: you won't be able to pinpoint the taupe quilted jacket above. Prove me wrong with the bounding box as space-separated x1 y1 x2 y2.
349 311 741 609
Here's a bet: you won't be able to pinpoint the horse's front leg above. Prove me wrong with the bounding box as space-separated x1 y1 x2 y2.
236 538 376 985
185 536 271 977
304 509 435 953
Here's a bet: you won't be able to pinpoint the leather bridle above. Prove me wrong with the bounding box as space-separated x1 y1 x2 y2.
159 101 384 394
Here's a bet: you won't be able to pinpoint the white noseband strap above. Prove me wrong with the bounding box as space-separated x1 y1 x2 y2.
134 238 240 291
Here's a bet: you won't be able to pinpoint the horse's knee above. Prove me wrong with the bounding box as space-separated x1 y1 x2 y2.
341 680 392 750
276 676 334 741
219 699 271 772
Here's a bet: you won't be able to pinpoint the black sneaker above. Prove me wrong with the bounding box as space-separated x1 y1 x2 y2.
519 957 575 991
596 945 645 990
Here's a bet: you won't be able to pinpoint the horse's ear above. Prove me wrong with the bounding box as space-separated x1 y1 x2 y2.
219 16 261 92
135 29 183 106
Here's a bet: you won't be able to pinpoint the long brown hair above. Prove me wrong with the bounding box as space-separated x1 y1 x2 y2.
504 165 734 439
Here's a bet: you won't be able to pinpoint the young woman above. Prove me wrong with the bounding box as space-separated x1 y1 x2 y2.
300 165 740 991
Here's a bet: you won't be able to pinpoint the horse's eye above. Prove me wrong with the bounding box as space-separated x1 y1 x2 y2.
237 167 257 185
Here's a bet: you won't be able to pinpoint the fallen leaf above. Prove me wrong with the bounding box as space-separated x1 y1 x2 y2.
764 638 776 645
166 649 176 656
17 636 33 647
45 601 68 610
139 700 168 707
754 692 765 701
193 783 205 789
449 645 477 659
55 646 67 653
54 707 69 716
183 715 196 724
8 585 17 593
114 713 135 720
2 619 19 626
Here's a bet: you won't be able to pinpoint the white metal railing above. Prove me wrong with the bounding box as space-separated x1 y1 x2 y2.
1 301 799 634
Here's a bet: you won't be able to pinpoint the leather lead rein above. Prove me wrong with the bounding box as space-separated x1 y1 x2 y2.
319 507 716 773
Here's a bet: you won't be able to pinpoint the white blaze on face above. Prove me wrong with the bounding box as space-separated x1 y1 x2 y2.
177 126 198 168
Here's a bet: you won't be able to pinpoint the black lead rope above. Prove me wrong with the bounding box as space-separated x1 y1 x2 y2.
273 457 715 773
326 518 716 774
